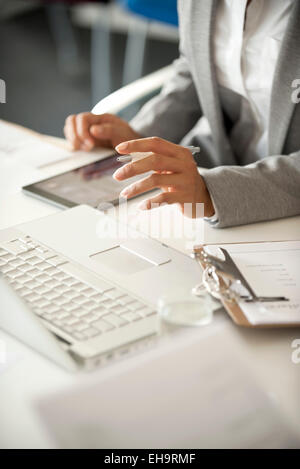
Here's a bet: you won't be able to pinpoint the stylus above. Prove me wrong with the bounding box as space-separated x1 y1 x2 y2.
116 146 201 163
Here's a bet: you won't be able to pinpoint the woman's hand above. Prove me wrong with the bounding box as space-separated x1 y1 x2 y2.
113 137 215 218
64 112 141 151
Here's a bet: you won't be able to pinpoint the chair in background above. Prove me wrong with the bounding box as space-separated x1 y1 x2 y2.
118 0 178 86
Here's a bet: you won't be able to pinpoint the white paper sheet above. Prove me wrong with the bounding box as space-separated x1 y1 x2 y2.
218 241 300 325
35 326 299 449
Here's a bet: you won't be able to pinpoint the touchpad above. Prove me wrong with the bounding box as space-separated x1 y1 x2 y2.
90 246 154 276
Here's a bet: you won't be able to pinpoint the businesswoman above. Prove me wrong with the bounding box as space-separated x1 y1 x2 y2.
64 0 300 227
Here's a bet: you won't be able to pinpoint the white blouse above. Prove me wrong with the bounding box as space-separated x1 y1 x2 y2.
213 0 293 159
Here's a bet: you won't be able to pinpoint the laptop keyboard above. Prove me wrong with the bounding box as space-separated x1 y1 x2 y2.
0 235 155 342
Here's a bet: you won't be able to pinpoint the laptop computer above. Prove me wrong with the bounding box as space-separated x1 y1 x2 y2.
0 205 202 371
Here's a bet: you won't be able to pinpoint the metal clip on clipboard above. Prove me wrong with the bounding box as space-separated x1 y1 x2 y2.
192 245 288 304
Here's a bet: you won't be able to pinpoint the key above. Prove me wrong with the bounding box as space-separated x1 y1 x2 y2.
35 273 51 284
121 311 142 322
25 292 41 303
19 264 36 274
43 304 61 315
102 313 128 328
60 263 113 293
48 256 68 267
6 270 23 280
82 300 98 311
74 322 89 332
72 308 90 318
44 290 61 301
53 296 70 306
62 302 78 313
93 319 114 332
27 256 43 266
25 279 40 290
43 279 61 289
118 296 135 306
33 298 51 309
105 289 126 300
82 327 99 338
36 250 57 261
137 306 156 317
81 287 97 298
36 261 53 271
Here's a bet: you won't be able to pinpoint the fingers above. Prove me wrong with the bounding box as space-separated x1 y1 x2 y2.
120 173 184 199
64 112 120 151
113 153 183 181
116 136 193 160
138 191 180 210
90 123 116 142
64 115 81 150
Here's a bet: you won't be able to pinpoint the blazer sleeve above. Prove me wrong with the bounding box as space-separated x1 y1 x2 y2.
130 52 202 143
200 150 300 228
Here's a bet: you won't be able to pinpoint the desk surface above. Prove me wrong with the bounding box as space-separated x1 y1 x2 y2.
0 122 299 448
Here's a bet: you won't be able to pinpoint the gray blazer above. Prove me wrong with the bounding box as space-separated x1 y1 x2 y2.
131 0 300 228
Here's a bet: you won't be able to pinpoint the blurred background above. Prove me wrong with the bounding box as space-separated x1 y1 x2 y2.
0 0 179 137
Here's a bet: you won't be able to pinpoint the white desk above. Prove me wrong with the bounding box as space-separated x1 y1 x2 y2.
0 124 299 448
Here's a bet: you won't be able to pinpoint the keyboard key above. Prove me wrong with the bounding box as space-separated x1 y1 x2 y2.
118 296 135 306
6 270 23 280
82 312 98 322
35 273 52 284
72 308 90 319
121 311 142 322
19 264 36 274
54 285 70 295
62 277 79 287
53 296 70 306
73 295 89 305
137 306 156 317
29 268 46 278
82 327 99 338
10 258 25 268
43 279 61 289
63 290 80 300
36 250 56 261
0 253 15 262
82 300 98 311
43 304 61 315
25 279 40 290
46 267 60 277
44 290 61 301
102 313 128 328
53 271 71 281
18 286 32 297
74 322 89 332
62 302 78 313
2 241 28 255
1 264 15 274
93 319 114 332
81 287 97 298
91 293 107 303
60 263 113 293
36 261 53 271
15 274 32 284
27 256 43 266
104 289 126 300
48 256 68 267
92 306 107 316
35 285 51 295
33 298 51 309
25 292 41 303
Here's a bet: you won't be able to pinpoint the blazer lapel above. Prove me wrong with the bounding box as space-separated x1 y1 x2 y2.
188 0 235 165
269 1 300 156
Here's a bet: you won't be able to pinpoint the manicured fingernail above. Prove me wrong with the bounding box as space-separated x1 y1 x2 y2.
138 200 149 211
120 189 129 198
84 139 93 150
116 142 129 152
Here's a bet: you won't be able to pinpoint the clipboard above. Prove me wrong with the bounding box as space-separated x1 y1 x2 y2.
192 243 300 328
